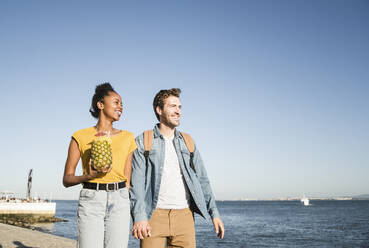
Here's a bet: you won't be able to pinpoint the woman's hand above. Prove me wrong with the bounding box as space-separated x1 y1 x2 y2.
87 160 112 180
131 221 151 239
63 138 111 187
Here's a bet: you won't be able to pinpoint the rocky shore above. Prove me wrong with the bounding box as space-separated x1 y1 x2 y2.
0 223 76 248
0 214 67 229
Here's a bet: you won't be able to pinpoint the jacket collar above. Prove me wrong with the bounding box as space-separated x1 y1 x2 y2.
153 124 182 139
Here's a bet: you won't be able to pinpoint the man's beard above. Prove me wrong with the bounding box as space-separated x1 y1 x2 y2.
162 115 180 129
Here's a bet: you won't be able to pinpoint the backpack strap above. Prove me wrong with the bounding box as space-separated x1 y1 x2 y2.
180 132 196 173
143 130 196 173
143 130 153 159
180 132 194 153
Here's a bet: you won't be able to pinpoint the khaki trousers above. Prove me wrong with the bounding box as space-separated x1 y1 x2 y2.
141 208 196 248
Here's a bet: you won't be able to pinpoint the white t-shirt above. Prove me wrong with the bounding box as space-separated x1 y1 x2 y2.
156 136 190 209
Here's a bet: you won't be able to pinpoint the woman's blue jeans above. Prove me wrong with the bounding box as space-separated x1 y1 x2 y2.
77 187 130 248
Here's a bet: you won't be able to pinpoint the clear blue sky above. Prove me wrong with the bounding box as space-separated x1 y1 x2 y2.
1 0 368 200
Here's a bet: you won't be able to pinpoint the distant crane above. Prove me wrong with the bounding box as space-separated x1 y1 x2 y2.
27 169 33 200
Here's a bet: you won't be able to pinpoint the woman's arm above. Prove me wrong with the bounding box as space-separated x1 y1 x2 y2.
62 138 98 187
124 152 134 190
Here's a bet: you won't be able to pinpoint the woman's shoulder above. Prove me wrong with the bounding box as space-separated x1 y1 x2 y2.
72 127 95 137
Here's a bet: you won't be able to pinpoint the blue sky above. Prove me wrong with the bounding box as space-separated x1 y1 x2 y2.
0 0 368 200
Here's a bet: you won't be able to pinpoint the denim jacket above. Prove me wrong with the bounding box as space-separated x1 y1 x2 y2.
130 124 220 222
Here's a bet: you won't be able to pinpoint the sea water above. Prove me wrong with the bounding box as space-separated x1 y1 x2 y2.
34 200 369 247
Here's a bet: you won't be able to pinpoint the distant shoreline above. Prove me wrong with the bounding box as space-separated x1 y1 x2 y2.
53 198 369 202
220 198 369 201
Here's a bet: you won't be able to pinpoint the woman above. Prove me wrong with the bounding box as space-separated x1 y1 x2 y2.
63 83 136 248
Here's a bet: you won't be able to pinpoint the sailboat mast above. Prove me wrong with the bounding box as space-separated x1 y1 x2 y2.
27 169 33 200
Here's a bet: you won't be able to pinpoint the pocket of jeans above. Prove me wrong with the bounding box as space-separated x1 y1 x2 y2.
79 189 96 200
119 188 129 199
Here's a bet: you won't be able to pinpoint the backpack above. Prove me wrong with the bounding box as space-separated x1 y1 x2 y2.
143 130 196 173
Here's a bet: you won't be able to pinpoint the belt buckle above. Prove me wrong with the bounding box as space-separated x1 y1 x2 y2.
106 183 117 192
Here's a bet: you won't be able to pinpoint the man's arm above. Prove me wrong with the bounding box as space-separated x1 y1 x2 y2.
193 146 220 218
130 136 151 239
193 145 224 239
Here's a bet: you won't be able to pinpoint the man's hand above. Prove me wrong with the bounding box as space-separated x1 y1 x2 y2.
212 217 225 239
131 221 151 239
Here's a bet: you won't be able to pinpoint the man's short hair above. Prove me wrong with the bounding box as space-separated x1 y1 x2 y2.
153 88 181 121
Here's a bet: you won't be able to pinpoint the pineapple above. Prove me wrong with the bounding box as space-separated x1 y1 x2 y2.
90 136 113 172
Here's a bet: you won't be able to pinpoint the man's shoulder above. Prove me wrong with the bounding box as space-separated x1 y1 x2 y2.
134 129 153 149
135 130 150 139
178 130 196 141
134 133 144 147
178 130 191 136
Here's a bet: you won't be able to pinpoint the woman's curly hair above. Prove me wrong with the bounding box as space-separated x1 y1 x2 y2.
89 82 116 119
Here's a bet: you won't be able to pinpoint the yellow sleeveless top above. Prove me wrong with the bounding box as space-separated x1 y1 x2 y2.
72 127 137 183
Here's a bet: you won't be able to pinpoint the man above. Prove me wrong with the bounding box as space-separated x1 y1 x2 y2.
130 88 224 247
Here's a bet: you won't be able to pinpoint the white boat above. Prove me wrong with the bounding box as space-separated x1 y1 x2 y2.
0 169 56 217
301 195 310 206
